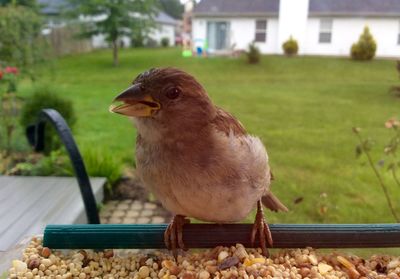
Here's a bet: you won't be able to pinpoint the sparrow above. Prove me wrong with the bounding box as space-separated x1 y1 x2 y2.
110 67 288 256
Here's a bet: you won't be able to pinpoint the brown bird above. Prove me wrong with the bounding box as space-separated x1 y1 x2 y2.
110 67 288 256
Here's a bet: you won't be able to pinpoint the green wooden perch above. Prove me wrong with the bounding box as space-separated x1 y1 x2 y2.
44 223 400 250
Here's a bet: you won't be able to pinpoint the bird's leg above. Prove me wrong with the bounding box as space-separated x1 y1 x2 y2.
251 200 273 257
164 215 189 258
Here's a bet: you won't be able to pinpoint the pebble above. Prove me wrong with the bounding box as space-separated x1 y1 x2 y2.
41 247 51 258
27 258 40 270
309 254 318 265
41 259 52 267
217 251 229 262
12 260 27 273
218 256 239 270
198 270 210 279
138 266 150 278
8 238 400 279
318 262 333 274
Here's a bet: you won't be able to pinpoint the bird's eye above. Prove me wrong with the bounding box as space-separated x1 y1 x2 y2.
166 87 181 99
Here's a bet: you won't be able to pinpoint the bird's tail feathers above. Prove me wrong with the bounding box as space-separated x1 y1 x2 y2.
262 193 288 212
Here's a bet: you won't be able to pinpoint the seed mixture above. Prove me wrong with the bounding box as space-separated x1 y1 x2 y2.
8 237 400 279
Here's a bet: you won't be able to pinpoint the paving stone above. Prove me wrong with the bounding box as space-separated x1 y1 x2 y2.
103 198 171 224
107 200 119 206
126 211 140 217
137 217 150 224
112 210 126 217
144 202 157 210
131 203 143 210
141 209 153 217
108 217 122 223
122 217 137 224
100 217 109 223
100 210 112 218
116 203 130 210
151 216 165 224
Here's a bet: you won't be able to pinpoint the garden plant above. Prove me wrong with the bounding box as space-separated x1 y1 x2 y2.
351 26 377 61
246 42 261 64
282 36 299 56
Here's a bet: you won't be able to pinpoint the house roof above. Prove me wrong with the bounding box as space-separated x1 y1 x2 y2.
193 0 280 17
309 0 400 17
156 11 179 26
38 0 179 25
193 0 400 17
38 0 67 15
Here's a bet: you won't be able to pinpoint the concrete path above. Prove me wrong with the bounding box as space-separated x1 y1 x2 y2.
100 199 171 224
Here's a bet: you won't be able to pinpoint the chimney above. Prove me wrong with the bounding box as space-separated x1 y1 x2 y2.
278 0 309 54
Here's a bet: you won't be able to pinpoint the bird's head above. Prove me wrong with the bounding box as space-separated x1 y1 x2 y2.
110 68 216 135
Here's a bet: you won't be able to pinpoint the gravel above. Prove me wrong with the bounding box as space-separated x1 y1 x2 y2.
8 237 400 279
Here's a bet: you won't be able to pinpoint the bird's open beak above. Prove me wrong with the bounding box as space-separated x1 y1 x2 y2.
109 83 161 117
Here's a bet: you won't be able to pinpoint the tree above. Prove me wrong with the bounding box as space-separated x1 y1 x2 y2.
69 0 158 66
0 5 47 72
350 26 377 61
0 0 38 10
159 0 183 19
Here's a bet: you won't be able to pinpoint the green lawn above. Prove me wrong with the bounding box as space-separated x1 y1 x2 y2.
31 48 400 225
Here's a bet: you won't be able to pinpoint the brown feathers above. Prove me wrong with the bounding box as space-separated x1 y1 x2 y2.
115 67 287 222
212 107 247 137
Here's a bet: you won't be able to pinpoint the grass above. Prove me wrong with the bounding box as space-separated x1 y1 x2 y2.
25 48 400 226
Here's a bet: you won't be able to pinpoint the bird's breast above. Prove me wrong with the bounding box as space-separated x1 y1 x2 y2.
135 134 269 222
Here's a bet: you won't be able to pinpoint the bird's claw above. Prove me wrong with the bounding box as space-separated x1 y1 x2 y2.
164 215 189 259
251 200 273 257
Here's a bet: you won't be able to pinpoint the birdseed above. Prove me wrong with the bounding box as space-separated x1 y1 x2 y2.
7 237 400 278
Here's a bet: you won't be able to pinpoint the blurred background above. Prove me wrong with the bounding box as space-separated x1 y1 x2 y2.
1 0 400 239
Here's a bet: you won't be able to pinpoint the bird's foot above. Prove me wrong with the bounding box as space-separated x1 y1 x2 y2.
251 200 273 257
164 215 190 258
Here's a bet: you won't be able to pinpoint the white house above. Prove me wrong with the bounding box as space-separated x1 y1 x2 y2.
192 0 400 57
39 0 180 49
151 12 179 46
91 11 179 48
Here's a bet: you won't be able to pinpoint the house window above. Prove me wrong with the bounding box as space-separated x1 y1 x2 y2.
319 19 332 43
255 20 267 42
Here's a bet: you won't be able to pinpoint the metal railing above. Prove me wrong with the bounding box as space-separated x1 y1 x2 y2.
26 108 100 224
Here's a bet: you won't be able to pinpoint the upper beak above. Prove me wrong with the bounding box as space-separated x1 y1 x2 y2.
109 83 161 117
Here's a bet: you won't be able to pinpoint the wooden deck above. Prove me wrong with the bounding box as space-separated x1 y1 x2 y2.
0 176 105 252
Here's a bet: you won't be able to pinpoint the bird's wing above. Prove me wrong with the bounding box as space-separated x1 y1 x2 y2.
212 107 288 212
262 192 289 212
211 107 247 136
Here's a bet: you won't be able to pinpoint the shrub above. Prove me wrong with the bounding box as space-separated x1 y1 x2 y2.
350 26 377 61
246 42 261 64
390 61 400 98
131 32 145 48
282 36 299 56
0 6 47 74
8 150 72 176
161 37 170 47
0 65 21 156
145 38 158 48
81 146 123 190
20 84 76 153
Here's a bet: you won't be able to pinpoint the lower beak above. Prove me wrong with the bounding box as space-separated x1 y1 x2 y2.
109 84 161 117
